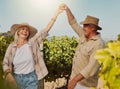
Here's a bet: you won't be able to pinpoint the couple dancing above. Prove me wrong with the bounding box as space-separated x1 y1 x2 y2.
3 3 104 89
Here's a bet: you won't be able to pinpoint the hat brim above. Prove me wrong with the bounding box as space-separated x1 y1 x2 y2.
80 21 102 30
11 24 38 37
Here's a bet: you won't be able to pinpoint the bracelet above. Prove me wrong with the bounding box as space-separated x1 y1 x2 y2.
51 18 56 22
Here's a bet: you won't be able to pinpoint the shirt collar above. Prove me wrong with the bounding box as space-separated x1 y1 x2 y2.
89 33 101 41
12 42 31 47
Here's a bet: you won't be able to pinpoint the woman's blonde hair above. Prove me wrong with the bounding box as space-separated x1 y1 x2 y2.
14 30 19 43
14 29 30 43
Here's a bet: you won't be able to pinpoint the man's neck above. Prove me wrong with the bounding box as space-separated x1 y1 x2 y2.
87 32 99 40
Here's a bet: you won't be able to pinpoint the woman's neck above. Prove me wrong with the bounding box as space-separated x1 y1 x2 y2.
17 39 27 47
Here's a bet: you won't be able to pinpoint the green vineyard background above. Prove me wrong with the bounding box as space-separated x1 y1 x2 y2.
1 34 120 89
0 35 78 88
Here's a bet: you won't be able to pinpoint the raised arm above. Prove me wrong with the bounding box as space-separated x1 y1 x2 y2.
44 8 63 33
59 3 84 37
59 3 75 24
30 7 63 43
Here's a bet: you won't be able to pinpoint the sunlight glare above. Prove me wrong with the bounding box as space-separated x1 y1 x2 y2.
29 0 55 9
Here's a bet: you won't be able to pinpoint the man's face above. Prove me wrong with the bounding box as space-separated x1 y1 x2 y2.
83 24 97 38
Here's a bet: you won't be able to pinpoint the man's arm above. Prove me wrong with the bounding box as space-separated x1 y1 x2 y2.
68 73 85 89
59 3 84 37
44 8 63 33
59 3 75 24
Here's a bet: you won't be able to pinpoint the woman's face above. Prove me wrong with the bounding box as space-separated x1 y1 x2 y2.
17 26 30 40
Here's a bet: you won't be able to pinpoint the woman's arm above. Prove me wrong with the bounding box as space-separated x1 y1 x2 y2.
30 8 63 44
44 8 63 33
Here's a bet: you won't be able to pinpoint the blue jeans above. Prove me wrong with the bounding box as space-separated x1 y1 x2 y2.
14 71 38 89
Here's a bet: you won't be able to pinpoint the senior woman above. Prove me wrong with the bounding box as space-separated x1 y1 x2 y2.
2 8 62 89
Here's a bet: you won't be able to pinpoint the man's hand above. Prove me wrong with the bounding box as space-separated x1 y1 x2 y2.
68 73 85 89
68 79 77 89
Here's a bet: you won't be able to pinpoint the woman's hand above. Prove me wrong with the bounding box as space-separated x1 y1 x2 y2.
54 6 64 18
59 3 68 11
53 3 68 18
5 73 18 88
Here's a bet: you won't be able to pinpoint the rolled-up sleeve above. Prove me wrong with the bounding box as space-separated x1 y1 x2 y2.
3 44 12 72
31 30 48 44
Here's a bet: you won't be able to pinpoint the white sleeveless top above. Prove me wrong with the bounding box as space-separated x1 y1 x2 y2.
13 43 34 74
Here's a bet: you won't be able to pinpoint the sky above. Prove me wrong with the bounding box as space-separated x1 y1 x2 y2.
0 0 120 40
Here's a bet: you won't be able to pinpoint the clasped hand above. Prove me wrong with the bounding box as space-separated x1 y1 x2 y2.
55 3 68 15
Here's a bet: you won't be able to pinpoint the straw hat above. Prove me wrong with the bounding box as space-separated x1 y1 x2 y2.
10 23 38 37
80 15 102 30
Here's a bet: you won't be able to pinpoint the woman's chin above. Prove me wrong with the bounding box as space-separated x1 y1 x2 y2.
20 36 28 39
